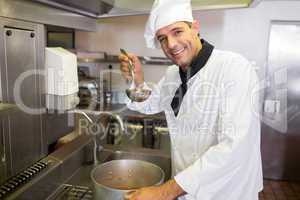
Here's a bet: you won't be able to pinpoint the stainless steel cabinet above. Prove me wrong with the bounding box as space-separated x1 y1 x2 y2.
0 17 45 177
262 21 300 180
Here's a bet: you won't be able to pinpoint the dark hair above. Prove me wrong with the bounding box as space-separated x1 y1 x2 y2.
184 21 200 37
184 21 192 28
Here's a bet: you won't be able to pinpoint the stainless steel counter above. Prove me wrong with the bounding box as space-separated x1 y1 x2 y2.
77 103 166 121
55 147 171 200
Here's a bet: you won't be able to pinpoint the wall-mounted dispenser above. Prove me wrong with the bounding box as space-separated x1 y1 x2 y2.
45 47 79 110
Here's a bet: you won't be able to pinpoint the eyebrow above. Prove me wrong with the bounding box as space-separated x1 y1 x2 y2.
156 34 165 41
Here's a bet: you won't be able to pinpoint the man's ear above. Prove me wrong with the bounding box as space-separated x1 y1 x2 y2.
191 20 200 33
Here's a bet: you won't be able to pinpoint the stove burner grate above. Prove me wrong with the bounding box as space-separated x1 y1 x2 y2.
51 184 93 200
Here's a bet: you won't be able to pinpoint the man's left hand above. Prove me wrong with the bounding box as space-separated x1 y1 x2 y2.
124 179 185 200
124 186 168 200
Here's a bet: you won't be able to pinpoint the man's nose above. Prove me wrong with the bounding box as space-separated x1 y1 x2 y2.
167 36 178 49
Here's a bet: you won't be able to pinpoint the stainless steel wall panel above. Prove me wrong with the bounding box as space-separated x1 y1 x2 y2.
0 17 45 177
4 27 37 106
4 27 42 175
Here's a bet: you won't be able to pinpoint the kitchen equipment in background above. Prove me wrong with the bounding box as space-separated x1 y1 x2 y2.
111 90 128 104
78 66 91 78
91 159 165 200
46 25 75 49
45 47 79 111
104 64 113 105
78 79 99 110
142 119 170 152
76 50 172 105
120 48 152 102
77 51 112 108
119 122 144 148
102 79 111 106
77 65 102 109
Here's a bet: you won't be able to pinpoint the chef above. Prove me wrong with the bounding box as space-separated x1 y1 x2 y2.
120 0 263 199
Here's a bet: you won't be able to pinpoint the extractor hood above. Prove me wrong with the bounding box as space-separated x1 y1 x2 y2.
31 0 257 18
31 0 113 18
100 0 255 18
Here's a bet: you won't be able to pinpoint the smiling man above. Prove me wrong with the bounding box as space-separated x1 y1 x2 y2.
119 0 263 200
156 21 201 71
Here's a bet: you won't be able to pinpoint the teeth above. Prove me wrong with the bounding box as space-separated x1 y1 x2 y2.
172 48 184 56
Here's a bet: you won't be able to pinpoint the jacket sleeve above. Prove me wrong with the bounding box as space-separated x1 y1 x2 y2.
174 55 261 198
126 76 166 115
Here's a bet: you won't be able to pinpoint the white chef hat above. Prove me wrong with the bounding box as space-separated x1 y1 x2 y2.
144 0 194 49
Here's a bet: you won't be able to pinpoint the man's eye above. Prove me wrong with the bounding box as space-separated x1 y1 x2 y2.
158 37 166 43
175 30 183 36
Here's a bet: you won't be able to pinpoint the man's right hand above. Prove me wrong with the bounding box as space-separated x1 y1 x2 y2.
118 52 144 87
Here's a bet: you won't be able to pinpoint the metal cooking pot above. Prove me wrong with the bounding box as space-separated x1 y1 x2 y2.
91 159 165 200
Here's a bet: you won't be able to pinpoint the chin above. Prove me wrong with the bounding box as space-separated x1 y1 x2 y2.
172 59 182 67
175 59 189 69
168 53 189 68
173 55 191 67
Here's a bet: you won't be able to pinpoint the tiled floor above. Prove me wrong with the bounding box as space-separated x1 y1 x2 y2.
259 180 300 200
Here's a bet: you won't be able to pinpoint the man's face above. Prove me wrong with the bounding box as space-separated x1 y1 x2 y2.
156 21 201 70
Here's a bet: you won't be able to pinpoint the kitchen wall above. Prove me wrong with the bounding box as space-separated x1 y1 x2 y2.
75 0 300 87
76 14 166 91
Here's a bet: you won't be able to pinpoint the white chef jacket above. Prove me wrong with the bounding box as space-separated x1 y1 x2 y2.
127 49 263 200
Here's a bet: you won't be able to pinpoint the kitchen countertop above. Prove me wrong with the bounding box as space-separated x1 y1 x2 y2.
77 103 166 121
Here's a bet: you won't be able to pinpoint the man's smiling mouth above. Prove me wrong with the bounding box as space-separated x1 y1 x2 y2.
171 48 185 57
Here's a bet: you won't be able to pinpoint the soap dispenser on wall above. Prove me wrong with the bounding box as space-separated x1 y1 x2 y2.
45 47 79 111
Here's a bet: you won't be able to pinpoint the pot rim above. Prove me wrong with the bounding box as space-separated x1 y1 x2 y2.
90 159 165 192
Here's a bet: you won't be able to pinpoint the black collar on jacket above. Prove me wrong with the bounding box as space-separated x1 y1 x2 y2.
171 39 214 117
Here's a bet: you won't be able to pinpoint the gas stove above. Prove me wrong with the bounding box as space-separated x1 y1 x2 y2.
49 184 93 200
0 160 50 199
1 135 171 200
